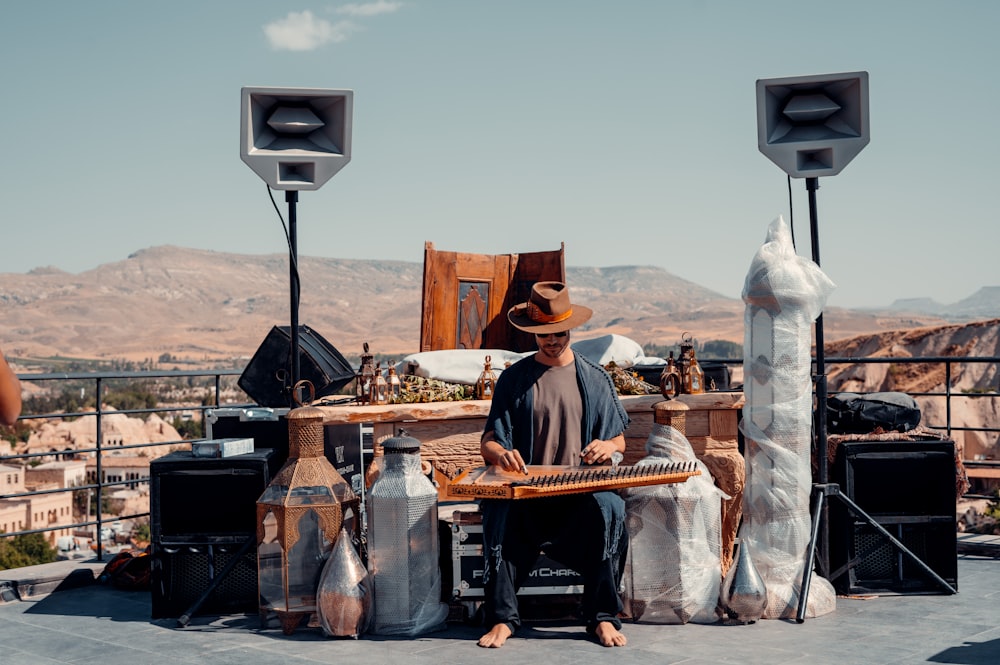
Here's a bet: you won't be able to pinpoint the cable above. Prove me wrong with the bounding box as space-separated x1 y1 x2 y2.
267 184 300 306
787 173 797 251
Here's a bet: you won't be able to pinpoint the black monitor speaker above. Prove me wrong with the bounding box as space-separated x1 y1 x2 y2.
830 438 957 594
149 449 277 618
238 325 355 407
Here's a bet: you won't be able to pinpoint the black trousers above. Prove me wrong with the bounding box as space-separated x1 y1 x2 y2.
483 492 626 632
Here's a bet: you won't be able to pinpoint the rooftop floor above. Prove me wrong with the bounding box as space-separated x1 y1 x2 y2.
2 538 999 665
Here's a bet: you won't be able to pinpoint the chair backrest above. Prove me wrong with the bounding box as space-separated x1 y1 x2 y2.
419 241 565 352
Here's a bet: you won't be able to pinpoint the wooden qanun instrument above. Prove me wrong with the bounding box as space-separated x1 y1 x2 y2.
445 461 700 500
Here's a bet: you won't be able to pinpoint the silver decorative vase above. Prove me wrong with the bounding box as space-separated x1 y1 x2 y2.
721 537 767 624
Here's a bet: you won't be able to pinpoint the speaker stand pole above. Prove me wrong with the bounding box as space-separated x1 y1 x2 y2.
286 190 301 406
797 176 829 622
795 179 956 623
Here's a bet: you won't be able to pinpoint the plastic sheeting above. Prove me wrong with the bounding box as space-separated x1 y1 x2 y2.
740 215 837 619
620 424 728 624
367 451 449 636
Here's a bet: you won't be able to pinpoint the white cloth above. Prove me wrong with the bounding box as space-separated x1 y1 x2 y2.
395 334 659 385
396 349 531 385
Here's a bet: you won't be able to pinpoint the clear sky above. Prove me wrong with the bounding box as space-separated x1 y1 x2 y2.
2 1 997 309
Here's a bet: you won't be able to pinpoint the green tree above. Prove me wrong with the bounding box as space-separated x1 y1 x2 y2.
0 532 58 570
133 522 151 544
170 416 204 440
701 340 742 359
103 387 157 411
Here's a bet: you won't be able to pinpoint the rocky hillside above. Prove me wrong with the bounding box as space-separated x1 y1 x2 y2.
0 245 962 365
825 318 1000 459
2 245 997 457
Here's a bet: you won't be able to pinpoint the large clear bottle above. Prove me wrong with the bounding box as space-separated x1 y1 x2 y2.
367 429 448 636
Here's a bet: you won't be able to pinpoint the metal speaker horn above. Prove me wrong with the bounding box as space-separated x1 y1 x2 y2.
241 87 353 190
756 71 869 178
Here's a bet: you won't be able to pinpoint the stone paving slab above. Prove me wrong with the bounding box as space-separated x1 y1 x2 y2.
1 554 999 664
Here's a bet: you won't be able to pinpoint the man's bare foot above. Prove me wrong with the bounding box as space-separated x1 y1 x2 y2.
593 621 627 647
478 622 513 648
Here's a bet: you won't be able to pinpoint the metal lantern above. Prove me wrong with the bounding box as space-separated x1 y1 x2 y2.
357 342 376 404
660 352 681 399
256 405 357 634
370 362 388 405
476 355 498 400
386 361 402 403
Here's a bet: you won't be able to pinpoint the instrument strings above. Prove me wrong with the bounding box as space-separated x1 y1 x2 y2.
510 460 697 489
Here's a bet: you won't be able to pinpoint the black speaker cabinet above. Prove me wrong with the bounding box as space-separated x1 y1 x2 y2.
151 544 259 618
830 438 957 595
238 325 355 407
150 449 276 618
205 408 367 496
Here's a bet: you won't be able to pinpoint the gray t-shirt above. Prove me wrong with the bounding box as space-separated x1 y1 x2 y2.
531 362 583 465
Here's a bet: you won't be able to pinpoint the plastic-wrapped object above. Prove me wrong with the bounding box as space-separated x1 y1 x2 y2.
317 528 372 638
621 424 727 624
367 430 448 636
740 215 836 619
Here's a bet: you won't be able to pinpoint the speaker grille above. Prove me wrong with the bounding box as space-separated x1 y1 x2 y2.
152 547 258 618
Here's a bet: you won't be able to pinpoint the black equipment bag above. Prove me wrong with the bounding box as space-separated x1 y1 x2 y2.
827 392 922 435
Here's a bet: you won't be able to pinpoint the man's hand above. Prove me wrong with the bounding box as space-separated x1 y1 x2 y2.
580 434 626 466
481 433 528 474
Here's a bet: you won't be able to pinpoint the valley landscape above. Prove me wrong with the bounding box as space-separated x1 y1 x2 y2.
4 245 996 461
1 245 991 367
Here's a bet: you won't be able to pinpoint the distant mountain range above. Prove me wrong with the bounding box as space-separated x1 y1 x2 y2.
887 286 1000 319
0 245 994 365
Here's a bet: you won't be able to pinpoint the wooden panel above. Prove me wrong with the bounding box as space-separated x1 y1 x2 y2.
710 409 740 438
419 241 564 352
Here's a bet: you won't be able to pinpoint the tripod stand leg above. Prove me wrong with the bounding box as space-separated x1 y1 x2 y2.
177 536 256 627
796 484 826 623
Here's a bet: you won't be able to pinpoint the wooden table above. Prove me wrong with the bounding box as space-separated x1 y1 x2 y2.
316 391 745 572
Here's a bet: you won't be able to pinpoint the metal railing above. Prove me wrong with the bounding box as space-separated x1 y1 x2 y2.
1 369 244 560
1 355 999 559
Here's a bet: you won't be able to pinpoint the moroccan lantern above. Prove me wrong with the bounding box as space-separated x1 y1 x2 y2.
386 361 402 403
370 361 388 405
476 355 498 400
256 405 357 634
